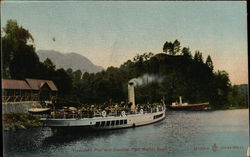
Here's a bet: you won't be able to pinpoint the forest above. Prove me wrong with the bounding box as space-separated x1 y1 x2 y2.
2 19 248 109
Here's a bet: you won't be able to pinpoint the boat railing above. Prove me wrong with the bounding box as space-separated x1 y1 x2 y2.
47 105 165 119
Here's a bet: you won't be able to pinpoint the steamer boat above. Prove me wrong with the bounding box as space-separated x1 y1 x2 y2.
40 82 166 131
167 96 210 111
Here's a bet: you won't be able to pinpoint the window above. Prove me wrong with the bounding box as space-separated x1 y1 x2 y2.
124 120 127 124
116 120 119 125
101 121 105 126
95 122 100 127
120 120 124 125
106 121 110 126
111 121 115 126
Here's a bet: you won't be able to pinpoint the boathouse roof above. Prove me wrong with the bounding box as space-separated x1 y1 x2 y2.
2 79 31 90
2 78 58 91
25 78 58 91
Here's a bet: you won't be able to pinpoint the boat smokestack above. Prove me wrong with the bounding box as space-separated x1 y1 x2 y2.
179 96 182 104
128 81 136 111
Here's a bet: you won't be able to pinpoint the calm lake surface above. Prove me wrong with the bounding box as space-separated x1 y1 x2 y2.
4 109 249 157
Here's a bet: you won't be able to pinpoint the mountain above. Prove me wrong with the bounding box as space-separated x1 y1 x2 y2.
37 50 104 73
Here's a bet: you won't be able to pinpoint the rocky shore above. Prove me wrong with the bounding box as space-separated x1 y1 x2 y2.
4 113 43 131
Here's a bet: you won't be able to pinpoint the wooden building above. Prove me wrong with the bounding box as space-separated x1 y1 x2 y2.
2 78 58 102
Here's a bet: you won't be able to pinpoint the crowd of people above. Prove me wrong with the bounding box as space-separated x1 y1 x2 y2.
50 102 164 119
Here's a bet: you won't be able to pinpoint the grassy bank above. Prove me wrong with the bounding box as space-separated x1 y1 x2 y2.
3 113 43 131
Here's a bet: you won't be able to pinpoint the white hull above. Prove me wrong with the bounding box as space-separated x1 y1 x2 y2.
41 109 166 130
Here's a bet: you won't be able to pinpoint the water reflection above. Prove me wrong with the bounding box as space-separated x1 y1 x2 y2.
4 126 132 156
4 127 50 153
42 128 130 147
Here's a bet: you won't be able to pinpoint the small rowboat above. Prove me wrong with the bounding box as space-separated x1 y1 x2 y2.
28 108 51 114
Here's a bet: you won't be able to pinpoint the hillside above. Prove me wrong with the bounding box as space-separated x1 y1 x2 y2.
37 50 103 73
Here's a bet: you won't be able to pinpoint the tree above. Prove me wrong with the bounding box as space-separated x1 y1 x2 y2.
142 52 154 61
82 72 90 80
163 41 172 54
227 85 247 108
73 70 82 82
210 70 231 108
163 40 181 55
182 47 191 57
53 68 73 96
43 58 56 70
120 59 133 69
9 45 40 79
205 55 214 71
133 54 143 63
2 19 40 79
2 19 34 45
194 51 203 63
173 40 181 55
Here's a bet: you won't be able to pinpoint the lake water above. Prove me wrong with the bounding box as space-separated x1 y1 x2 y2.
3 109 249 157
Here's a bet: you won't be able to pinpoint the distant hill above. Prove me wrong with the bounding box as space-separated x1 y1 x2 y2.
37 50 104 73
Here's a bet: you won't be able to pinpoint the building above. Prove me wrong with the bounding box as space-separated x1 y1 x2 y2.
2 78 58 102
